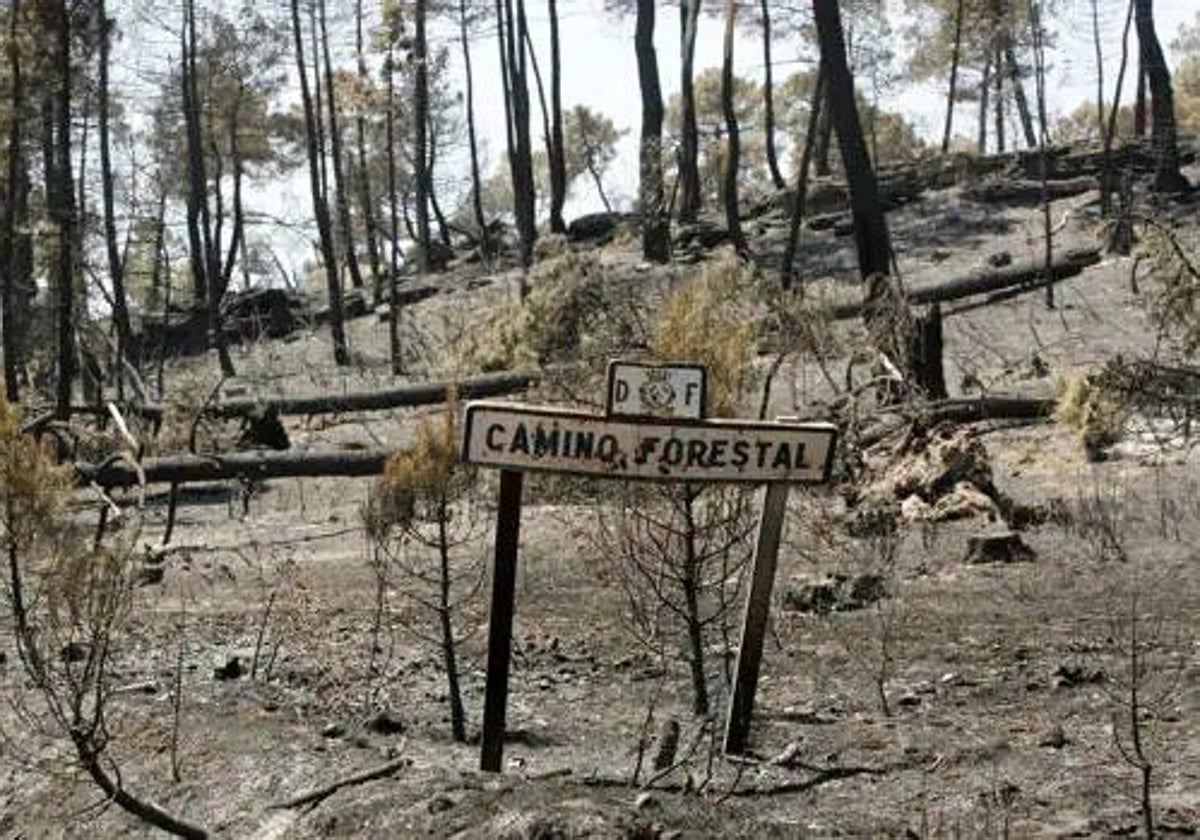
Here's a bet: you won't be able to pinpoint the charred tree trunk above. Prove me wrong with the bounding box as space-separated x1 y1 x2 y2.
1134 0 1188 191
978 52 991 155
291 0 348 365
503 0 537 270
993 46 1006 154
678 0 702 223
1102 0 1136 217
781 66 825 290
1134 53 1147 137
943 0 964 154
814 89 833 176
547 0 566 234
759 0 784 190
720 0 746 255
220 106 246 297
98 0 134 370
1028 0 1055 308
813 0 891 280
48 0 75 418
437 507 467 743
414 0 432 273
426 121 452 249
1004 40 1038 149
1092 0 1106 141
355 0 384 305
320 0 365 293
524 25 555 184
386 44 402 375
182 0 233 377
2 0 24 402
460 0 489 253
636 0 670 263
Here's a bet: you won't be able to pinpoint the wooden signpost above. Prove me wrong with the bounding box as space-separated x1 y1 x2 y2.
463 362 837 771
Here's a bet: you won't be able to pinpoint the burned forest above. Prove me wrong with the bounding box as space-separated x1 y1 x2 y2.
3 0 1200 837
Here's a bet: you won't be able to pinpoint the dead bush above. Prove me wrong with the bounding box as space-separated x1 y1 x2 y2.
466 251 641 373
363 400 483 742
0 398 206 837
1055 372 1129 460
650 251 757 417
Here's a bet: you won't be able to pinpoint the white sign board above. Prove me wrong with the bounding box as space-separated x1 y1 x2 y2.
462 401 837 484
606 361 707 420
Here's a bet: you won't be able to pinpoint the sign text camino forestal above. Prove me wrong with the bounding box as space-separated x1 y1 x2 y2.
462 402 837 483
465 360 840 773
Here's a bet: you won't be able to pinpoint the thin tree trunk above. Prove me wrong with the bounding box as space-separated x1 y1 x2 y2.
460 0 489 252
414 0 431 273
942 0 964 154
50 0 75 418
586 158 613 212
814 90 833 175
1134 0 1188 191
319 0 365 293
1092 0 1106 141
98 0 134 370
681 489 709 716
781 66 825 290
386 44 402 375
426 120 452 248
720 0 746 254
504 0 537 270
813 0 891 280
1102 0 1136 216
1004 40 1038 148
2 0 24 402
73 736 207 839
635 0 669 263
678 0 702 222
994 46 1006 154
1134 53 1147 137
183 0 233 376
1028 0 1054 308
180 11 207 313
495 0 516 166
759 0 784 190
291 0 348 366
547 0 566 234
438 507 467 743
220 106 246 297
978 52 991 155
355 0 384 306
523 25 555 187
310 4 329 206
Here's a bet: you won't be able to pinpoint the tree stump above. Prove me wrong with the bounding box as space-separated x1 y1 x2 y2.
963 531 1036 564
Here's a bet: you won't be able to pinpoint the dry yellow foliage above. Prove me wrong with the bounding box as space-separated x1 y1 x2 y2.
366 396 471 537
1055 374 1127 454
650 252 757 417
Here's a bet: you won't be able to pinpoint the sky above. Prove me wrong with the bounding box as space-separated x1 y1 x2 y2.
447 0 1200 217
113 0 1200 284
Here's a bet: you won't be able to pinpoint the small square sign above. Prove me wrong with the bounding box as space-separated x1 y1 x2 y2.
606 361 707 421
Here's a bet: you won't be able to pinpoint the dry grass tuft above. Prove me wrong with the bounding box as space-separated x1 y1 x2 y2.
1055 373 1128 456
650 252 757 417
365 398 470 538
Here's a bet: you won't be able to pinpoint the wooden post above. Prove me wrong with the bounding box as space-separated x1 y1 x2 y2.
724 482 789 756
480 469 524 772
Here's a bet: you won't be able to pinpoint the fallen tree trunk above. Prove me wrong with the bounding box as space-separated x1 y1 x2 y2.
210 370 536 419
962 176 1098 205
61 370 537 426
830 248 1101 321
77 448 394 488
858 394 1057 447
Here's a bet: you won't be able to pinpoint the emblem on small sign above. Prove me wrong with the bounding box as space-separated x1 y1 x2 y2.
638 369 676 415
